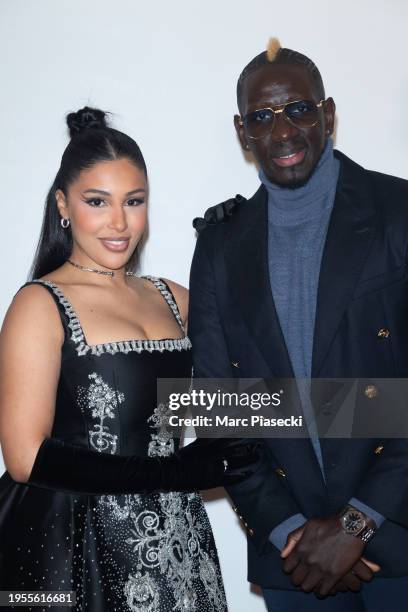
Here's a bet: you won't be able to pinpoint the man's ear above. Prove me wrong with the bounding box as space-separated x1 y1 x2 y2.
234 114 250 151
55 189 69 221
323 97 336 137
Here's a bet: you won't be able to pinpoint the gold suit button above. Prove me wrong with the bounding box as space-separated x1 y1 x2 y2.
374 445 384 455
248 528 254 536
231 361 240 368
364 385 378 399
377 328 390 338
275 468 286 478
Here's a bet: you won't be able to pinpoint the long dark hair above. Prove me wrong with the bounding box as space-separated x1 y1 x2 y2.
29 107 147 280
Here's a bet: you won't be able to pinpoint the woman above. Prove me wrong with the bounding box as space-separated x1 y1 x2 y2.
0 107 256 611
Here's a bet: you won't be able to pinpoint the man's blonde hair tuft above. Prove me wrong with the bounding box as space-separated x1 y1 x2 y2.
266 37 281 62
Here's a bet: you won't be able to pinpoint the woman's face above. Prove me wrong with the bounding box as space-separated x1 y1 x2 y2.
57 158 147 271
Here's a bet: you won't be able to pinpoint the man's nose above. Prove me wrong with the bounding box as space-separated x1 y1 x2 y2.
270 111 298 141
108 205 127 232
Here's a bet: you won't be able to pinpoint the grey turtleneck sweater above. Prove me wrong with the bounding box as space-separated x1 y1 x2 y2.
261 139 339 386
260 141 384 550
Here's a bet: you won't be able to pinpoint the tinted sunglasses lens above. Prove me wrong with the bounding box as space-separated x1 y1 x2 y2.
285 100 319 127
243 109 274 139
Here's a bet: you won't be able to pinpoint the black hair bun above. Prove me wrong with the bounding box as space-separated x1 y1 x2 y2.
66 106 108 138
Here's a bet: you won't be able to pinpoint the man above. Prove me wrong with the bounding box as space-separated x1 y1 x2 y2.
188 39 408 611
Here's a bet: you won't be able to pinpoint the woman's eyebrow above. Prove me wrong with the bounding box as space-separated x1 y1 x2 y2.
81 188 146 196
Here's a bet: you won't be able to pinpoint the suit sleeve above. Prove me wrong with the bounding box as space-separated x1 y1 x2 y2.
356 232 408 528
353 439 408 529
348 497 385 528
188 228 302 553
354 230 408 527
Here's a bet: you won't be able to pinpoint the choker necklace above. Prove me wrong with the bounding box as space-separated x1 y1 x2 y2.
68 260 135 277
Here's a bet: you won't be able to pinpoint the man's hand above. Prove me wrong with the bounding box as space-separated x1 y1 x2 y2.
281 525 380 572
280 516 379 597
281 523 380 596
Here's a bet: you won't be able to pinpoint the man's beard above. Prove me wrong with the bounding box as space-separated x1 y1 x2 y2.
272 173 314 189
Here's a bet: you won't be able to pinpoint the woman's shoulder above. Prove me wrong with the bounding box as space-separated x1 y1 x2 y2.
11 281 60 311
0 282 64 344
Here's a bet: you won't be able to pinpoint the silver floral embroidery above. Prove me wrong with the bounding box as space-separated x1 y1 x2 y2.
124 571 159 612
99 494 141 519
125 509 162 567
121 491 226 611
147 403 175 458
77 372 122 454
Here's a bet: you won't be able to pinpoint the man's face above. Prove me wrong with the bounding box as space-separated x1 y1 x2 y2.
235 63 335 187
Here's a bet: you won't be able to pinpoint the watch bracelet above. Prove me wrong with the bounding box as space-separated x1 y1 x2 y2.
360 526 375 543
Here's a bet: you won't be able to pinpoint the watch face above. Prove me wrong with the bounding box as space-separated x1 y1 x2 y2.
342 510 366 534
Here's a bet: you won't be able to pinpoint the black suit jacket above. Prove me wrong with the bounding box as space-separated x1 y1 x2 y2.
188 150 408 588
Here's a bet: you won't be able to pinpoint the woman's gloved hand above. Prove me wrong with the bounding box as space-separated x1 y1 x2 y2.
174 438 261 490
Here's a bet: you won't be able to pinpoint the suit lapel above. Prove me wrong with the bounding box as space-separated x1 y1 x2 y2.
312 152 377 376
224 186 294 378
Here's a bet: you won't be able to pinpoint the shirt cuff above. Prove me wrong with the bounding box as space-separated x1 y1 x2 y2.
268 513 307 551
348 497 385 528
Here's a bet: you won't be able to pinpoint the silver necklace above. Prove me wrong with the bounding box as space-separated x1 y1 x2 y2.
68 259 135 277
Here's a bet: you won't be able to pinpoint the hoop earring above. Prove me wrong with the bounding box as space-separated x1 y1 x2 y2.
61 218 70 229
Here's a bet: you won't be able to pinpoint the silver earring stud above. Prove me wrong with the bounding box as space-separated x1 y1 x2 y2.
61 218 70 229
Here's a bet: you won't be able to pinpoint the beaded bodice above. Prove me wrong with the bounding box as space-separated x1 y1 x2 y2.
28 276 192 456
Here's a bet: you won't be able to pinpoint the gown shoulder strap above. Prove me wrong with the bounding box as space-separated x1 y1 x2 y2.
17 280 75 344
142 276 186 336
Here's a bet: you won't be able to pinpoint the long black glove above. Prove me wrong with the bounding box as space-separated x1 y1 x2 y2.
26 437 259 495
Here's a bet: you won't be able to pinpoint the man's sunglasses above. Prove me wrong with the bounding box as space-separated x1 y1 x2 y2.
239 99 326 140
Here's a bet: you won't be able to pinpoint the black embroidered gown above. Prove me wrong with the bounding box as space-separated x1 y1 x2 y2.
0 276 227 612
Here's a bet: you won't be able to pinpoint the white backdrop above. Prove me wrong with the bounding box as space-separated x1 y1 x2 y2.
1 1 407 609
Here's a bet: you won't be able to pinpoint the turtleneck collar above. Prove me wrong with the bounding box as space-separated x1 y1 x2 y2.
259 139 340 226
